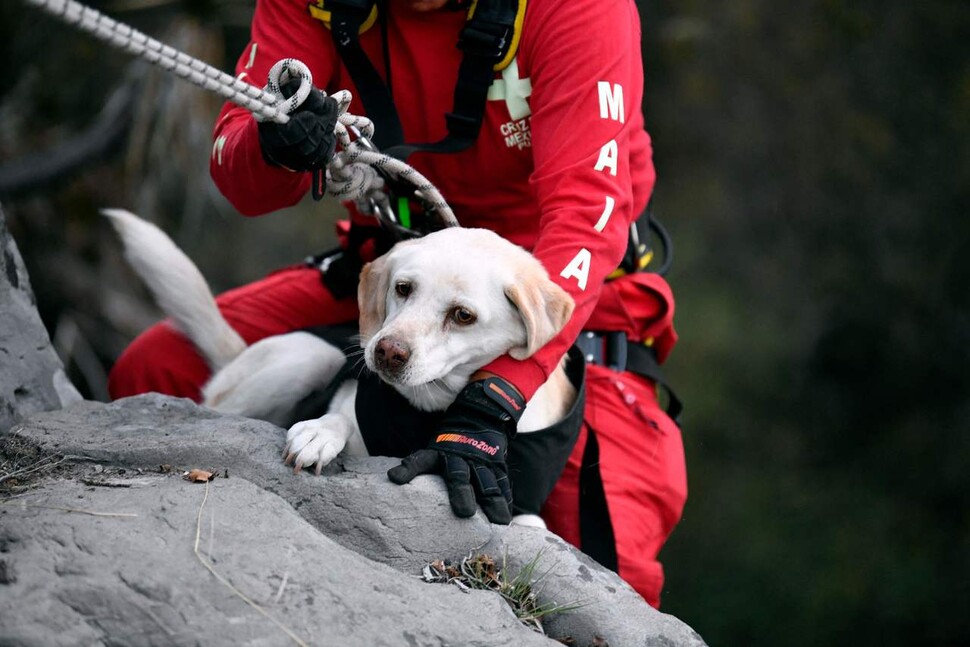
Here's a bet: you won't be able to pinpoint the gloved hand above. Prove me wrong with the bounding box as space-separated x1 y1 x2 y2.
257 77 339 172
387 376 526 525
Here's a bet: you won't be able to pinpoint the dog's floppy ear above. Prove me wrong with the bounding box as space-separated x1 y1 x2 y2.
358 253 391 342
505 274 575 360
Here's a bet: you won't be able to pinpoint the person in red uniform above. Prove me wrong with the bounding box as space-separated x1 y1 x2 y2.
109 0 687 607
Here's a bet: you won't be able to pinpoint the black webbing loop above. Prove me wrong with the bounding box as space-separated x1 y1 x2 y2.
627 341 683 424
619 199 674 278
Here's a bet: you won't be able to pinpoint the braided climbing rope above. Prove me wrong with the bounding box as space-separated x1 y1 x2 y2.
23 0 458 228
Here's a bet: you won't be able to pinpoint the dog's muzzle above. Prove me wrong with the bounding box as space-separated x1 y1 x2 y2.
374 336 411 377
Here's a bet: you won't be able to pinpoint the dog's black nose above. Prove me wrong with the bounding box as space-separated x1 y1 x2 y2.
375 337 411 374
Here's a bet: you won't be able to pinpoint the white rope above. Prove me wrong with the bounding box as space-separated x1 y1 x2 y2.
24 0 459 227
256 62 457 226
24 0 288 123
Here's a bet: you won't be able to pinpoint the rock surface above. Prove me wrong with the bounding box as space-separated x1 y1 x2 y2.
0 203 82 434
0 207 706 646
1 470 550 647
2 396 706 646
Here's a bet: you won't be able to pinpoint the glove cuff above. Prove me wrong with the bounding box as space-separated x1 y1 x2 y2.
460 377 526 426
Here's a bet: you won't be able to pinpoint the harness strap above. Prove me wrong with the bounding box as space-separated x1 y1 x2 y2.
575 330 683 426
626 340 683 423
329 0 521 161
328 0 405 149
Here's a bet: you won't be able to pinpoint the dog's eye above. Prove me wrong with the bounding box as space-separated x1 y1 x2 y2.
450 307 477 326
395 281 412 298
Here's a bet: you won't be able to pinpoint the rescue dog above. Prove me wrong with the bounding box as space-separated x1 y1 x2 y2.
104 209 578 525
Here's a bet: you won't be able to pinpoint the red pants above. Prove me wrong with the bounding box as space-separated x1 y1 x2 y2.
541 366 687 607
109 265 687 607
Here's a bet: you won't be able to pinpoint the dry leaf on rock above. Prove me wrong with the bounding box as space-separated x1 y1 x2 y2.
183 469 216 483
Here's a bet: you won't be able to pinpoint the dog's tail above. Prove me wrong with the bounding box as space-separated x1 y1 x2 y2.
102 208 246 371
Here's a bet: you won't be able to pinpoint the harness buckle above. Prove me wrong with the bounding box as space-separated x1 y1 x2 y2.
575 331 628 373
457 21 512 61
575 330 683 425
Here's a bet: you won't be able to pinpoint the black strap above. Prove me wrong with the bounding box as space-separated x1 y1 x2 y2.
627 341 683 424
328 0 405 148
579 428 618 573
386 0 516 160
331 0 519 161
575 330 683 426
284 324 362 427
309 221 398 299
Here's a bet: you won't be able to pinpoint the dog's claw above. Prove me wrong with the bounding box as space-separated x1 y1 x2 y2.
284 416 351 477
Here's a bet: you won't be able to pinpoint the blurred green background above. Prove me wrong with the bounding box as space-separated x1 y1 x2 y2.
2 1 967 644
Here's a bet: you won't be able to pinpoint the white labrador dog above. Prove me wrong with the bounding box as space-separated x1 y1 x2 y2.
104 209 577 525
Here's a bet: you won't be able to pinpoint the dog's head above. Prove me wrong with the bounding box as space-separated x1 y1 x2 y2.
357 227 574 411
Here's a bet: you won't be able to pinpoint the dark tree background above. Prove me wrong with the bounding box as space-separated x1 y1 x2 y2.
1 1 967 645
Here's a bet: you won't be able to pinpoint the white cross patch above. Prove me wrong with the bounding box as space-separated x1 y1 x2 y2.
487 58 532 121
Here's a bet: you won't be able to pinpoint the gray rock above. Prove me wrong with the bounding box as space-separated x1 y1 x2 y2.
0 213 705 645
4 395 707 646
0 203 82 434
483 527 708 647
0 476 553 647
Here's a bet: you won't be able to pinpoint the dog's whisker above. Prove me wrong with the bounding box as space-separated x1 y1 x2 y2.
339 334 364 350
351 359 372 378
429 379 450 396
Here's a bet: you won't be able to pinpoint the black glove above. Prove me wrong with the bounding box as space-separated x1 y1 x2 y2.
257 78 339 172
387 376 526 525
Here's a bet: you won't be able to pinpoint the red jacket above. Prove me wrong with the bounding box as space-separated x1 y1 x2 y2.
211 0 670 399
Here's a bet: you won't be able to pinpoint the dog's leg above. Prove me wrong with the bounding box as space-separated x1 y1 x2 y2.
510 514 547 529
283 380 367 475
203 331 347 427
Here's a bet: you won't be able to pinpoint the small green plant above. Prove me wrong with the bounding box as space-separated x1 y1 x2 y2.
421 550 586 634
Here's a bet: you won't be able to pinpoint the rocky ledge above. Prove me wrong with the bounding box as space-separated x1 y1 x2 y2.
0 203 705 646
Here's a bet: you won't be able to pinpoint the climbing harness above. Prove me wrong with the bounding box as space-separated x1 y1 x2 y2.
301 0 531 295
611 200 674 279
317 0 526 156
319 0 675 275
21 0 458 235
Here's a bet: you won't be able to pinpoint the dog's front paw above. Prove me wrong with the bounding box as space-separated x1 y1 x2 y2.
510 513 547 529
283 415 351 476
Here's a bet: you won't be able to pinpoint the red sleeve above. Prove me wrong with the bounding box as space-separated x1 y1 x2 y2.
484 0 656 398
210 0 339 216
